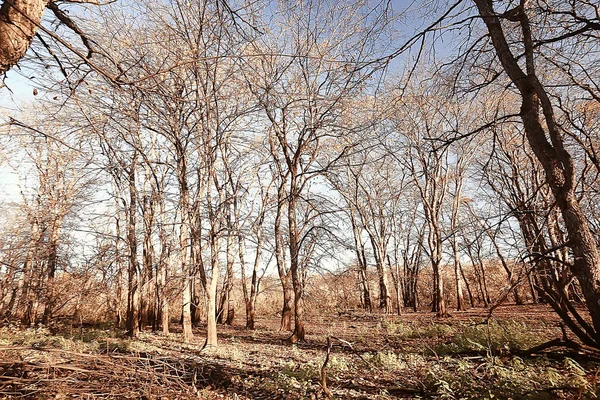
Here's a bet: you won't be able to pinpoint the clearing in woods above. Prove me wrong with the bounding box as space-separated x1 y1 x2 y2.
1 305 599 399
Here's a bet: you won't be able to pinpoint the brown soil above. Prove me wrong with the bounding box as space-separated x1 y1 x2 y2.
1 305 597 399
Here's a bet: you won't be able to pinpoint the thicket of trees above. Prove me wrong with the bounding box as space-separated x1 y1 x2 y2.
1 0 600 349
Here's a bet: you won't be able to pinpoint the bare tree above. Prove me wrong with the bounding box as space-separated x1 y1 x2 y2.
444 0 600 346
390 86 452 317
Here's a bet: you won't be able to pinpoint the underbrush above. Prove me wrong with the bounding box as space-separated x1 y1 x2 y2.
1 309 599 399
422 356 596 399
436 319 545 355
0 324 130 354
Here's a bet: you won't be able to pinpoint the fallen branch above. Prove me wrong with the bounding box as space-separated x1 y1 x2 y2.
321 336 424 396
320 337 333 399
0 344 222 398
518 324 600 359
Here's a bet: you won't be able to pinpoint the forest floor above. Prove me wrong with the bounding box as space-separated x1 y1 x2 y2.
1 305 599 399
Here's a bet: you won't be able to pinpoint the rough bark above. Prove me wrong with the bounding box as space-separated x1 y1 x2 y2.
0 0 50 74
474 0 600 345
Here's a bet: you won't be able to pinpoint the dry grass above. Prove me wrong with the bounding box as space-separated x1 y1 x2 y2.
1 305 599 399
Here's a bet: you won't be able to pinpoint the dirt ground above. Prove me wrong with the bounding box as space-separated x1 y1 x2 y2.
1 305 598 399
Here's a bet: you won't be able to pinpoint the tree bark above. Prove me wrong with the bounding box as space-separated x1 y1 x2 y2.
0 0 50 74
41 215 63 324
239 218 261 330
125 153 140 337
275 183 293 332
451 171 466 311
287 190 305 343
176 145 193 343
205 231 220 347
474 0 600 344
350 212 372 312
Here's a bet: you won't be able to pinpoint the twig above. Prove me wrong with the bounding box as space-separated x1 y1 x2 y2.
320 337 333 399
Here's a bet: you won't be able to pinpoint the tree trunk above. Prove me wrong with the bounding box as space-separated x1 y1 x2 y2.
387 255 402 315
350 214 372 312
280 279 293 331
225 229 235 325
275 185 292 332
460 262 475 308
451 174 466 311
205 232 220 347
42 216 62 324
159 245 169 335
359 268 372 312
175 141 194 343
430 227 448 317
474 0 600 345
454 258 466 311
125 155 140 337
239 222 260 330
141 190 156 330
217 229 235 325
287 185 305 343
0 0 50 74
182 271 193 342
432 262 447 317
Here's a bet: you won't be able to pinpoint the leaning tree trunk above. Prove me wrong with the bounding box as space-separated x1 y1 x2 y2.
474 0 600 346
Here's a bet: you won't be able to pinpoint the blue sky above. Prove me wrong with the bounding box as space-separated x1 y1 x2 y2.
1 69 36 110
0 70 36 206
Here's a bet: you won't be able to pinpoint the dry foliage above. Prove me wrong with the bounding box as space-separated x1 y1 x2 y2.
1 305 599 399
